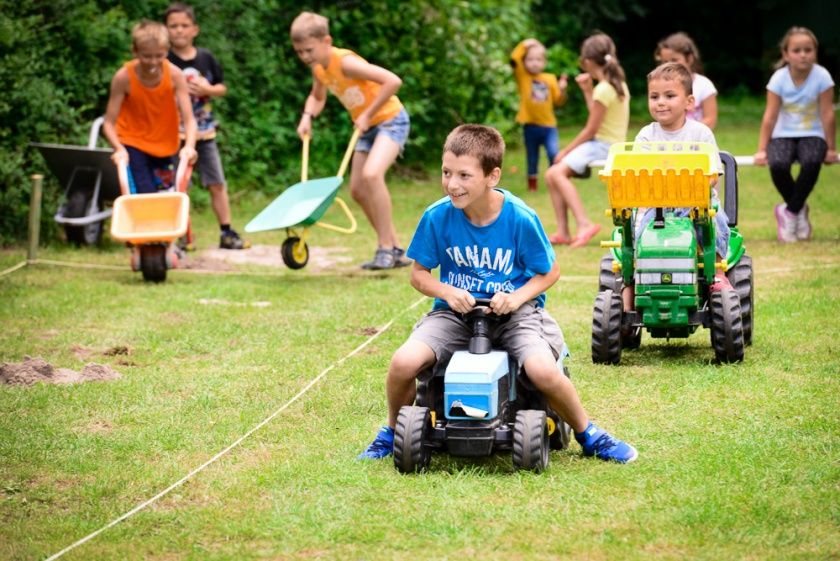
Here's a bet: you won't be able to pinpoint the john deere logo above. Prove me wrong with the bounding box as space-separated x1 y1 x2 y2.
661 273 673 284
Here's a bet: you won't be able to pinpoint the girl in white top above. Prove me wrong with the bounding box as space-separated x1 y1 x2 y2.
754 27 836 243
655 32 718 129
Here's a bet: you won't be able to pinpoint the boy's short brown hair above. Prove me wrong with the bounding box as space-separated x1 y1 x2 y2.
290 12 329 42
443 125 505 175
132 20 170 50
164 2 196 24
647 62 693 96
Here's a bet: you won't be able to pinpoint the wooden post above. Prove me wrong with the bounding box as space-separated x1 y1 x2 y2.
27 174 43 263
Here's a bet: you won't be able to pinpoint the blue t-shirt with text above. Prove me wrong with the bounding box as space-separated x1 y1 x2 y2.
407 189 555 310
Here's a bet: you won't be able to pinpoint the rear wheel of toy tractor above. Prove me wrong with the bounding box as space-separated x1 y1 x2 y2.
64 190 103 246
726 254 753 345
281 237 309 269
513 410 549 472
710 291 745 363
598 253 623 293
621 325 642 349
592 290 622 364
140 245 167 283
394 406 432 473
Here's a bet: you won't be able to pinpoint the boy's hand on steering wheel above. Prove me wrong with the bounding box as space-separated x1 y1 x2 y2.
445 287 475 314
490 292 523 316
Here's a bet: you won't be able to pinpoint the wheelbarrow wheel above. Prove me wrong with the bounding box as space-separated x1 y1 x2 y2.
281 237 309 269
64 190 103 246
140 244 167 283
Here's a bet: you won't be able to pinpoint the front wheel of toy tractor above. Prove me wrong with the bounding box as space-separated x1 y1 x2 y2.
592 290 622 364
513 410 549 472
281 237 309 270
394 406 432 473
140 244 167 283
598 253 623 293
726 254 753 346
710 291 745 363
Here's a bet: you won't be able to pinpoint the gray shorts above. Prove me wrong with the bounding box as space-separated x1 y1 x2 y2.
409 301 565 367
356 108 410 154
191 139 227 188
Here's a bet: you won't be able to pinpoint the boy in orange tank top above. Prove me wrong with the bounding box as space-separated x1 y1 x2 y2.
103 20 197 195
291 12 411 270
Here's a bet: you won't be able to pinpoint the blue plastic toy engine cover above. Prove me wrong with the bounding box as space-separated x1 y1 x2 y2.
444 350 508 420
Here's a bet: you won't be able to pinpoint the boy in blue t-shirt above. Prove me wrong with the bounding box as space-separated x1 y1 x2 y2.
359 124 637 464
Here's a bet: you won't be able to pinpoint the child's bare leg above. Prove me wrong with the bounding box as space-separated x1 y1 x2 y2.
622 284 634 312
522 352 588 433
544 164 571 240
386 340 436 427
350 136 401 248
208 184 231 225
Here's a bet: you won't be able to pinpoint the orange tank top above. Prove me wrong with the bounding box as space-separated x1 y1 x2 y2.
313 47 402 126
116 60 180 157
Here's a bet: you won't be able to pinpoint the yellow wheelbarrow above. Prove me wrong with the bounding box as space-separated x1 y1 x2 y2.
110 158 193 282
245 129 360 269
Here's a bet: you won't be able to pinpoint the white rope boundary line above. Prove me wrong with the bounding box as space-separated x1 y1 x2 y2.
0 261 27 278
44 295 428 561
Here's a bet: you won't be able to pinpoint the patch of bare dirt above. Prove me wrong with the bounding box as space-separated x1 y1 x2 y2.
183 244 354 271
0 357 121 386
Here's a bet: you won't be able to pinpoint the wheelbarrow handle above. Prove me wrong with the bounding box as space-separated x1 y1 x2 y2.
302 133 310 183
117 161 134 196
175 157 194 194
337 128 362 179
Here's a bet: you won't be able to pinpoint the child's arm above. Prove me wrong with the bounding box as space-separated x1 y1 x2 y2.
410 262 476 314
818 86 837 163
490 262 561 315
554 74 569 107
700 95 718 129
187 76 227 99
297 78 327 139
553 98 606 164
172 65 197 162
102 68 130 165
754 91 782 165
341 56 402 132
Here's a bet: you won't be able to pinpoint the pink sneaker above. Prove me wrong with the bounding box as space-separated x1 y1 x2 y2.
774 204 797 243
795 204 811 240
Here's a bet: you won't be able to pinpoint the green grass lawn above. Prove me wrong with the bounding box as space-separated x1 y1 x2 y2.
1 117 839 560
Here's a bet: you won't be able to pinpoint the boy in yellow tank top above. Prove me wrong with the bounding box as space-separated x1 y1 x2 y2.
291 12 411 270
103 20 196 195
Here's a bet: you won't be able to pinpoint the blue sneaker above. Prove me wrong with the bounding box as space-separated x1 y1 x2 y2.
575 422 638 464
357 426 395 459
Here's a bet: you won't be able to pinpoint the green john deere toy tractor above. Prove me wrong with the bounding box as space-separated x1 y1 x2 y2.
592 142 753 365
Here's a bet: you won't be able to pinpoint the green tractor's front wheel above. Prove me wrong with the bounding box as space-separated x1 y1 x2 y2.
592 290 623 364
598 253 623 293
726 254 754 345
710 291 745 363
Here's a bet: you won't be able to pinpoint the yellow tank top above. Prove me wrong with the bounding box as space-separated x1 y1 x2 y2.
313 47 402 126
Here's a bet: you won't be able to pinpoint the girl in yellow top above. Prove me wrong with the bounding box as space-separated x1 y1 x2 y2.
510 38 568 191
291 12 411 270
544 33 630 248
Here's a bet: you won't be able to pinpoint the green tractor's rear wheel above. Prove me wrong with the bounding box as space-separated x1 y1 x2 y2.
592 290 623 364
726 254 753 345
710 291 745 363
512 410 549 472
394 406 432 473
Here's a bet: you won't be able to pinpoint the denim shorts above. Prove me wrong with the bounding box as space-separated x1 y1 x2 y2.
356 108 410 153
409 301 565 367
562 139 611 175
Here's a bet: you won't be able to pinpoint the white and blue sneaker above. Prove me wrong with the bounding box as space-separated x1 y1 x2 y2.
575 422 638 464
357 426 395 459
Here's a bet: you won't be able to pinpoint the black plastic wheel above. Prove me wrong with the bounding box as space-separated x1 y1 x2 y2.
726 254 754 346
592 290 623 364
621 325 642 349
63 190 102 246
394 406 432 473
512 410 549 472
281 237 309 270
598 253 623 293
140 244 167 283
710 291 745 363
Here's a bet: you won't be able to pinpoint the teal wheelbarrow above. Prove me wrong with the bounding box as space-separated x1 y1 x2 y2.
245 129 360 269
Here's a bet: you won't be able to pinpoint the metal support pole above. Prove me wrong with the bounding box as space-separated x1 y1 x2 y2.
27 174 43 263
